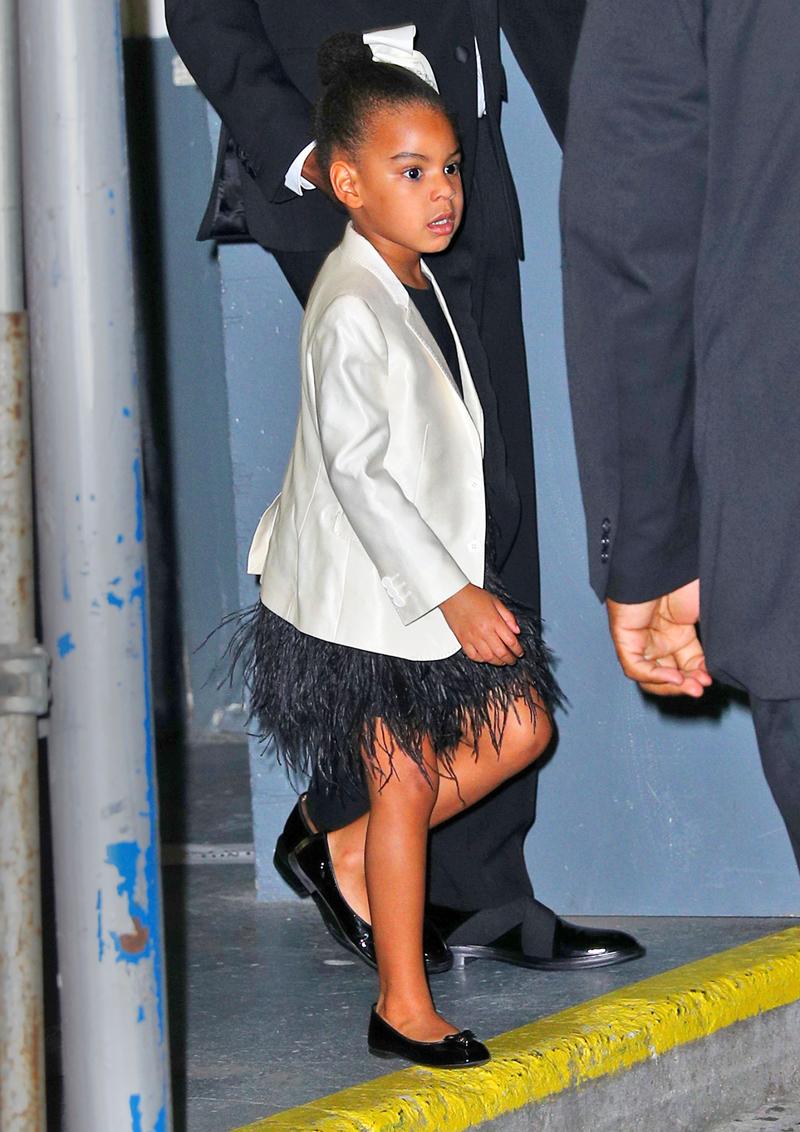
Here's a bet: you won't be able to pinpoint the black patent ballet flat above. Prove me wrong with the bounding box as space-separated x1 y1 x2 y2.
290 832 453 975
367 1006 490 1068
273 799 313 898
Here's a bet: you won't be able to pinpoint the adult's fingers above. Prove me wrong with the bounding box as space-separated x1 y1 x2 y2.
618 653 687 689
640 673 708 698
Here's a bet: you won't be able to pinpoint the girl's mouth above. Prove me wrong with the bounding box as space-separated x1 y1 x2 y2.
427 213 455 235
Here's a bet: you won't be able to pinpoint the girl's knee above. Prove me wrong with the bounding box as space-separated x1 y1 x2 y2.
504 706 552 776
370 758 439 816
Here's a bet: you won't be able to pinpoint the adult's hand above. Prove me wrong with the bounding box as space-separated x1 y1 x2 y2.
606 579 712 698
301 147 336 200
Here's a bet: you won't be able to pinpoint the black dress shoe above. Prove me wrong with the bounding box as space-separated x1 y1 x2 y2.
290 833 453 975
368 1006 490 1068
432 904 645 971
273 799 313 898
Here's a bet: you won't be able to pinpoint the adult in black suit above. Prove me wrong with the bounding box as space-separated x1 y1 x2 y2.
561 0 800 873
167 0 642 967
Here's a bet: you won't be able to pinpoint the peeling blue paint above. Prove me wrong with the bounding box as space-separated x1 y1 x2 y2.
107 592 125 609
105 840 152 967
107 841 140 905
61 559 71 602
130 563 167 1045
117 534 125 544
133 459 144 543
137 1005 145 1023
122 406 132 417
97 890 104 961
129 1096 167 1132
110 576 122 586
57 632 75 658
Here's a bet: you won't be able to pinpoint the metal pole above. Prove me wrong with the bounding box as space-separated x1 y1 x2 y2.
18 1 172 1128
0 0 46 1127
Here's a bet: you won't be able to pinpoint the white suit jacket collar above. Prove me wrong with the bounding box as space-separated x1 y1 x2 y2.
339 224 484 448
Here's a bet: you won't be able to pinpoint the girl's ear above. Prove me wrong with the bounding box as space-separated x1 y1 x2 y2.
329 159 362 210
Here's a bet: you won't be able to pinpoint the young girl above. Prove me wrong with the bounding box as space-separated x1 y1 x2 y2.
239 32 561 1068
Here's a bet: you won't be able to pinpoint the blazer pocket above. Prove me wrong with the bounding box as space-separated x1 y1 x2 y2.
332 508 354 542
320 500 353 542
412 424 430 502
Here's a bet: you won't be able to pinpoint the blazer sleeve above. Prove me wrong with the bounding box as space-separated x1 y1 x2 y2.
165 0 314 204
560 0 707 604
311 296 469 625
500 0 586 147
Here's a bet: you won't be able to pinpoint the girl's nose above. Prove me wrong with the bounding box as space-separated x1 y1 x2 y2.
432 177 456 199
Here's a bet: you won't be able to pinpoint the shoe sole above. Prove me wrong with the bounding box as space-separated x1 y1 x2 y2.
450 943 646 971
273 838 311 899
368 1046 491 1067
289 848 453 975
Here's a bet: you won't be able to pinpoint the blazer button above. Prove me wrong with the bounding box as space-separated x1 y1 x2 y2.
601 518 611 533
600 551 609 564
454 44 469 63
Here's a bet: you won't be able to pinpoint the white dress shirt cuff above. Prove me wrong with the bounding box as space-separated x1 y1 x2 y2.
474 37 486 117
285 140 317 195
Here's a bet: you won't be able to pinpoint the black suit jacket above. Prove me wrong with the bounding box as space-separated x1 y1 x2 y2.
562 0 800 698
165 0 584 252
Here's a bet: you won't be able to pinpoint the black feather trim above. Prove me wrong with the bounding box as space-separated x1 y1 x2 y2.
227 569 562 791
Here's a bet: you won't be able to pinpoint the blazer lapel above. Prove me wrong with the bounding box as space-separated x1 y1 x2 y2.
419 262 484 450
338 225 485 451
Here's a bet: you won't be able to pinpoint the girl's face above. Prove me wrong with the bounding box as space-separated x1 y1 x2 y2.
330 102 464 283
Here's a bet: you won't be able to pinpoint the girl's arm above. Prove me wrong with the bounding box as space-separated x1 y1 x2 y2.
312 296 470 627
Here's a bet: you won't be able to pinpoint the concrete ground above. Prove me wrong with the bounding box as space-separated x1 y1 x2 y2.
710 1099 800 1131
160 741 797 1132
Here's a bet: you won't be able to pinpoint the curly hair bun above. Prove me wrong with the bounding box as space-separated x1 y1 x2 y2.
317 32 373 87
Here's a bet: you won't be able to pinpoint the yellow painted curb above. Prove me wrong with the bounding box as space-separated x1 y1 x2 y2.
233 926 800 1132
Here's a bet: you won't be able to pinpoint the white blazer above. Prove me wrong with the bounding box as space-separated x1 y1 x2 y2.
247 224 486 661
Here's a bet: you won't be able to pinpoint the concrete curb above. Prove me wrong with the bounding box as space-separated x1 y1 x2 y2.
232 926 800 1131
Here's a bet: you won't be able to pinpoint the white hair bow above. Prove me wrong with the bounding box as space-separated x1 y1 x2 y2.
362 25 440 92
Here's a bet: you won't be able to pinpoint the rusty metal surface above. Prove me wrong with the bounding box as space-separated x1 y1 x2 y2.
0 308 45 1132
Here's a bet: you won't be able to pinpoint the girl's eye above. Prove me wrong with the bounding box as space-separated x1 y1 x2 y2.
402 167 423 181
444 162 461 176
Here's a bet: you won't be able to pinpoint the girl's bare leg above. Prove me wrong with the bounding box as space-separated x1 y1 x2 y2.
363 731 449 1040
330 696 552 937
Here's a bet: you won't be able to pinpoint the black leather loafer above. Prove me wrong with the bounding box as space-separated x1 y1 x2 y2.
368 1006 490 1068
273 799 313 898
291 833 453 974
450 917 645 971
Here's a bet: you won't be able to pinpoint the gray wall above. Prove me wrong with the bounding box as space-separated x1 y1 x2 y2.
139 34 798 913
127 38 242 736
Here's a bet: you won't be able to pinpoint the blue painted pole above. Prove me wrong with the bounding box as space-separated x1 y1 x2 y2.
18 1 172 1128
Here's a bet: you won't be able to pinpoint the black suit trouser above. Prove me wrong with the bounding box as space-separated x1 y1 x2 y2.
273 119 544 911
749 695 800 874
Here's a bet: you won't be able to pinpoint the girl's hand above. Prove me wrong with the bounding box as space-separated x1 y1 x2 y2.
440 584 524 665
